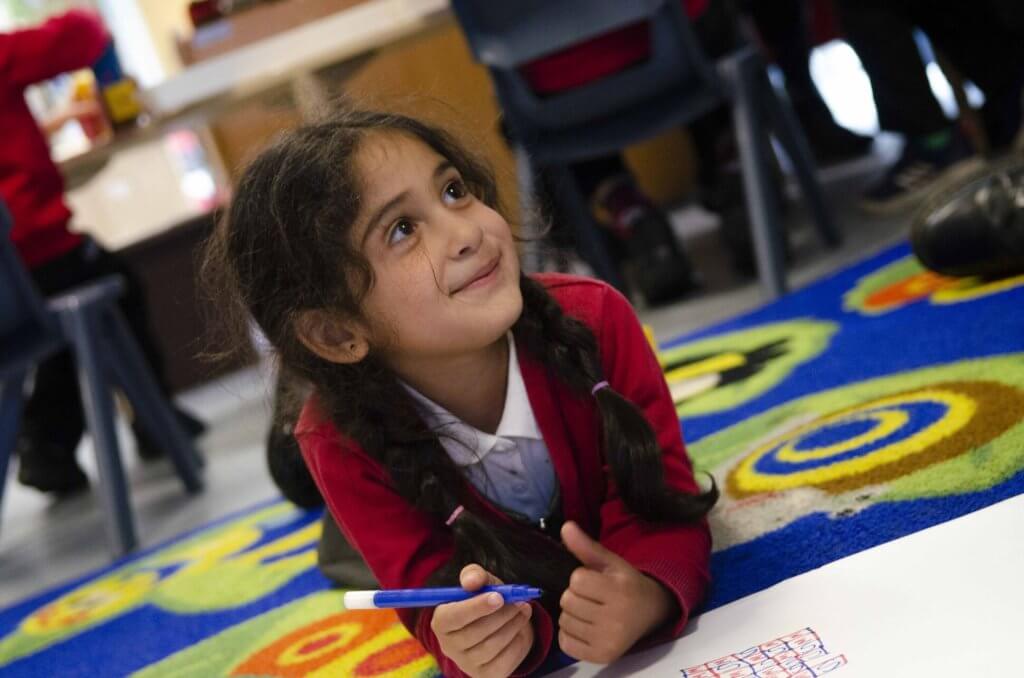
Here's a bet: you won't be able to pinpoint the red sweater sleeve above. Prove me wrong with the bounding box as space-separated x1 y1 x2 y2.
296 426 555 677
0 9 109 90
593 284 713 642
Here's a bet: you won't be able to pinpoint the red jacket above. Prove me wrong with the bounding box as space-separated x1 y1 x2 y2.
0 10 108 268
296 274 712 677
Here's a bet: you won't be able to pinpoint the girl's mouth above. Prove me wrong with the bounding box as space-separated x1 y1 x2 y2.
452 254 501 294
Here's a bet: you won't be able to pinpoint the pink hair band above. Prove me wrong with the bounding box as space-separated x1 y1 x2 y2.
445 505 465 526
591 380 610 395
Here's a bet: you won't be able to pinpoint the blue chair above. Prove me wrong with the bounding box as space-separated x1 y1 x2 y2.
450 0 840 299
0 201 203 557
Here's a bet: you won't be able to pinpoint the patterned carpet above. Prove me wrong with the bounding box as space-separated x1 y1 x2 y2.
2 243 1023 677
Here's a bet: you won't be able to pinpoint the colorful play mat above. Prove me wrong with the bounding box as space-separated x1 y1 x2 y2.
3 243 1023 676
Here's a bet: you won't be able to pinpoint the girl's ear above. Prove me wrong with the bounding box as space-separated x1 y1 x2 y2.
294 310 370 364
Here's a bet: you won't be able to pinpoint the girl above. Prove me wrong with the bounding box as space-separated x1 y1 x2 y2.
203 109 716 677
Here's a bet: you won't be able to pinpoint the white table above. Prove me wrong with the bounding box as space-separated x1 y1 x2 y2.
59 0 452 256
555 493 1024 677
146 0 449 118
60 0 450 194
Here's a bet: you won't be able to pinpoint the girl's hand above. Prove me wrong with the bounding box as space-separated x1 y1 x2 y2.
557 522 676 664
431 564 535 678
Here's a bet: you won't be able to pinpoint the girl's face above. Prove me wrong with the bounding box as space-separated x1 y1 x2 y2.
351 132 522 369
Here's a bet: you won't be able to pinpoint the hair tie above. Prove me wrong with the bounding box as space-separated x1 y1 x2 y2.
445 505 465 526
591 380 610 396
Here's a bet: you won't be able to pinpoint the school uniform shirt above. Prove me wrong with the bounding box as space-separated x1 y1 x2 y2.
402 333 558 524
0 10 108 268
296 273 712 678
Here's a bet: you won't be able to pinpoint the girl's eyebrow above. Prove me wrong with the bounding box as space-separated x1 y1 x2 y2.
360 160 456 245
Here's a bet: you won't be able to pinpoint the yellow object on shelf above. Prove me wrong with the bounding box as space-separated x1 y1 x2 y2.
101 79 142 125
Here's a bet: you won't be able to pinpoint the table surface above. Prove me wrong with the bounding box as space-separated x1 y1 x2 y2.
59 0 451 246
146 0 449 119
553 493 1024 677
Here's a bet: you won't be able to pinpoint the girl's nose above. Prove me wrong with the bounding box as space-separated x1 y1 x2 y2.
448 213 483 259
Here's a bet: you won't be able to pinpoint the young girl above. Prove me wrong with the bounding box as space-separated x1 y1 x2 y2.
203 108 716 677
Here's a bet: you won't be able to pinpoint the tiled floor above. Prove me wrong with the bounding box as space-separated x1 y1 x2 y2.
0 147 907 610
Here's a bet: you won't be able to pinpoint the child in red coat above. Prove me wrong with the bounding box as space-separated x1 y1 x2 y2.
203 108 716 677
1 10 203 494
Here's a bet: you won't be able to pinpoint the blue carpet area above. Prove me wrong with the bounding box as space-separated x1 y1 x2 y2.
2 243 1023 677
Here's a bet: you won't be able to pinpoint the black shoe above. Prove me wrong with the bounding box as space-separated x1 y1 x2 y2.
16 439 89 496
912 155 1024 278
860 131 978 215
135 407 207 461
625 207 700 306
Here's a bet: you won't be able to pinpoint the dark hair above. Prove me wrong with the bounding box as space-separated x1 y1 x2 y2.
201 108 716 613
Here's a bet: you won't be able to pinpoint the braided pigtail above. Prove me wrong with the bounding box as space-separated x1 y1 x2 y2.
515 276 717 523
310 358 578 615
435 501 579 614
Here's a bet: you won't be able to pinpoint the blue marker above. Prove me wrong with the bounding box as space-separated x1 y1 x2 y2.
343 585 543 609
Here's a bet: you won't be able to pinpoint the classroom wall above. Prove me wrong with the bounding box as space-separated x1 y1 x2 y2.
133 0 193 77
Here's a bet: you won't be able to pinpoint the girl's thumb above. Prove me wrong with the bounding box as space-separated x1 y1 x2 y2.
561 521 620 571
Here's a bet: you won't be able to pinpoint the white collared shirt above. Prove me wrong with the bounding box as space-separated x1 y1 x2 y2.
403 335 557 522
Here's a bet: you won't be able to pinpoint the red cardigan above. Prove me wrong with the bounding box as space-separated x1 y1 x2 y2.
0 10 108 268
295 274 711 677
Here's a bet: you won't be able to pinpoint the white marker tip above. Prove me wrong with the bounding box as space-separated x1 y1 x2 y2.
343 590 378 609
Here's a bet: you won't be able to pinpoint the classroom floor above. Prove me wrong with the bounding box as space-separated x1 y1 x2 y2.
0 143 906 610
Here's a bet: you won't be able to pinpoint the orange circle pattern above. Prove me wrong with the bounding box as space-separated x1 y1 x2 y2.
231 609 434 677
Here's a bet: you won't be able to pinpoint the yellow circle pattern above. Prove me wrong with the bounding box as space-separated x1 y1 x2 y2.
730 389 976 495
773 409 910 462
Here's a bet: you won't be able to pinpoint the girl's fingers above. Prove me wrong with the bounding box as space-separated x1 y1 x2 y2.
558 628 593 662
557 610 594 643
432 591 505 634
451 600 523 650
560 588 603 622
482 625 533 677
568 566 607 604
465 604 531 666
460 563 504 590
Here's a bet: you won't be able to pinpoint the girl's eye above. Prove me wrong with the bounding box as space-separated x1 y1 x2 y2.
387 219 417 245
442 179 469 204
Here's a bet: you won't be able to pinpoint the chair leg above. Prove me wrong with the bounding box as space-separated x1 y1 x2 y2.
724 49 788 299
99 308 203 494
59 308 137 557
0 372 28 533
761 71 842 248
546 164 628 293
